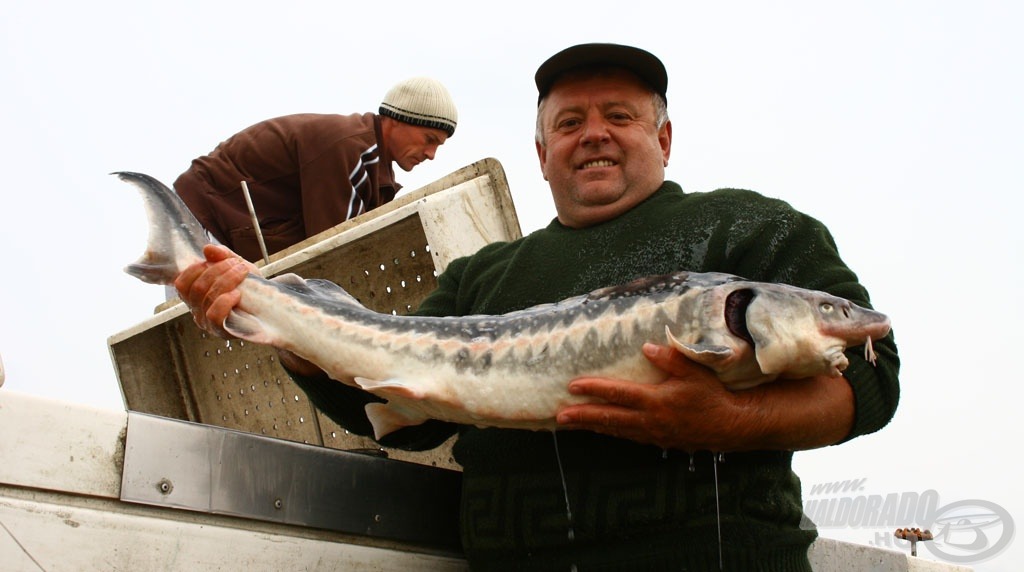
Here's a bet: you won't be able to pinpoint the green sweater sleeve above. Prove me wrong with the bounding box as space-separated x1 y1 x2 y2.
700 188 900 441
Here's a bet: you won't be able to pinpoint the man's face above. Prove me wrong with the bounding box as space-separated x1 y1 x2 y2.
536 69 672 229
386 122 449 172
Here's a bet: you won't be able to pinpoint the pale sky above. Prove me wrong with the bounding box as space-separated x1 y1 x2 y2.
2 1 1022 569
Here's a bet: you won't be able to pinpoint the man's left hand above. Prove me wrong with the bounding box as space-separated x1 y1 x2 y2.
555 343 750 451
556 342 855 452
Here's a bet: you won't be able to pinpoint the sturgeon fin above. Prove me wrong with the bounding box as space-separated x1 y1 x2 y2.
223 308 277 345
270 273 307 287
353 377 425 399
116 171 209 285
269 274 364 307
365 402 430 440
304 278 363 306
665 326 735 365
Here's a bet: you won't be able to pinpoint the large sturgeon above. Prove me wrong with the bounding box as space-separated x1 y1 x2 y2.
119 171 891 440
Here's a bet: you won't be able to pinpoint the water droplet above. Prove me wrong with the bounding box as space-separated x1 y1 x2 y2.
552 432 575 543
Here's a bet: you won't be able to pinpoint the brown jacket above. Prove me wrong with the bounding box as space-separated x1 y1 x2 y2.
174 112 398 262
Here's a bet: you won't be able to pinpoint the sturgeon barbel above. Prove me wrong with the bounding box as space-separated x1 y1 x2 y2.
119 171 891 440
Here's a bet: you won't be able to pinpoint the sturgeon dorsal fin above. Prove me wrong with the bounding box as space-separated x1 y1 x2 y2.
588 272 693 301
269 274 363 306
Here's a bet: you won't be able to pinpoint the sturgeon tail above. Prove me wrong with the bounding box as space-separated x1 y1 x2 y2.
116 171 209 285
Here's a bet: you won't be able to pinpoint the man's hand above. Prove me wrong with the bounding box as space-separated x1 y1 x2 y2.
174 245 330 379
556 343 854 452
174 244 256 337
555 343 747 451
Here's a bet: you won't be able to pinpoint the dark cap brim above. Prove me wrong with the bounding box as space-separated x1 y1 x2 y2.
535 43 667 102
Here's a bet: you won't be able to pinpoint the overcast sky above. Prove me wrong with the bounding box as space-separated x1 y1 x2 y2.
2 1 1021 569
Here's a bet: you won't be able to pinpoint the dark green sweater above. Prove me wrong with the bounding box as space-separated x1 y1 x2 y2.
292 182 900 571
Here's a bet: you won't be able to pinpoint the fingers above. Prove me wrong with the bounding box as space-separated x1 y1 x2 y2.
555 347 728 450
643 342 698 377
558 377 656 434
205 289 242 334
173 245 253 338
199 259 250 309
203 243 236 262
557 401 639 428
568 377 648 408
204 244 258 273
174 262 207 302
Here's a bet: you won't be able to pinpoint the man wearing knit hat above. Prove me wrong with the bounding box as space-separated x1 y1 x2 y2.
173 77 458 262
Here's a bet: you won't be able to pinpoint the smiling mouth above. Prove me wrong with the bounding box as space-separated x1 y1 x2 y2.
579 159 615 170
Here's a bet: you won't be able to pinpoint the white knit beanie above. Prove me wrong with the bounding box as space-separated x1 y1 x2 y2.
379 77 458 137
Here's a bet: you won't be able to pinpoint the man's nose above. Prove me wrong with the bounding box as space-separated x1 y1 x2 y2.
580 114 611 144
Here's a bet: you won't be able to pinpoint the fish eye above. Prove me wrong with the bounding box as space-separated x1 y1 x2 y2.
820 303 834 314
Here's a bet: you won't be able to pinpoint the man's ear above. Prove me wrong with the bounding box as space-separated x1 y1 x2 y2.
660 120 672 166
535 139 549 181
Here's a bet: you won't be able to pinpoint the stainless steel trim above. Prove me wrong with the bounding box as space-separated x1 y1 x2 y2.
121 412 461 549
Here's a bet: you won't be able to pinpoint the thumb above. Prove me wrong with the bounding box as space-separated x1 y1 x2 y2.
203 244 259 274
643 342 697 377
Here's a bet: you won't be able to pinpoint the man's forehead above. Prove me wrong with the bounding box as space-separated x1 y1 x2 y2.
545 69 655 106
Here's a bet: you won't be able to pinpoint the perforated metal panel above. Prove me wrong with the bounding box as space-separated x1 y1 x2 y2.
109 158 519 470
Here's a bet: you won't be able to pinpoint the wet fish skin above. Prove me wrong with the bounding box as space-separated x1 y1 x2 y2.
118 172 892 440
118 171 208 284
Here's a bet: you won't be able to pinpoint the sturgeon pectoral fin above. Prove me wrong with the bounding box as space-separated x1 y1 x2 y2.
365 402 430 440
223 309 276 345
665 326 734 365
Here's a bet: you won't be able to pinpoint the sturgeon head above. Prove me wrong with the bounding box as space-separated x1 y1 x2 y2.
667 278 891 390
740 282 890 385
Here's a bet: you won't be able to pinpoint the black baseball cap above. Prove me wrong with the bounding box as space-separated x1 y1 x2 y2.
534 43 668 103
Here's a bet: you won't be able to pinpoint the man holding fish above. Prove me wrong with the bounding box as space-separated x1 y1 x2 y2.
175 44 899 571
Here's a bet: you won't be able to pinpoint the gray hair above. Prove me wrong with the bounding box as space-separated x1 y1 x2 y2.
535 91 669 146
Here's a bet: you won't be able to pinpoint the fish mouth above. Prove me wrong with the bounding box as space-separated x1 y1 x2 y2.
725 289 755 344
